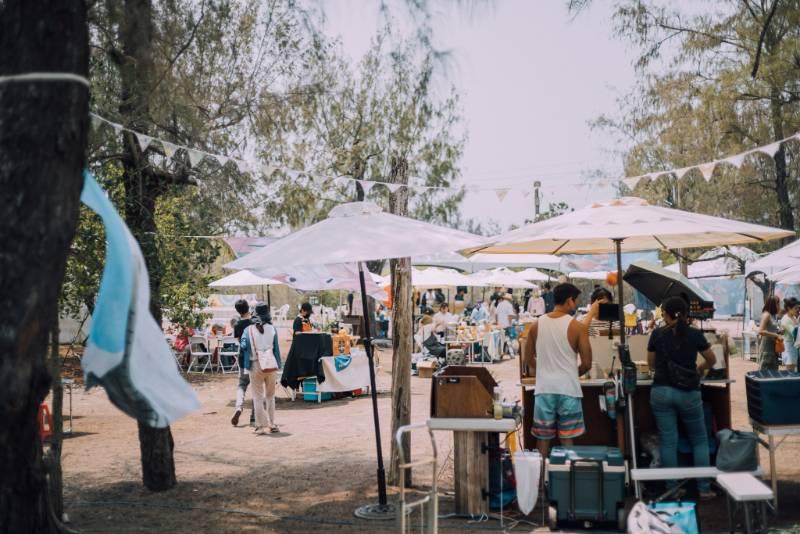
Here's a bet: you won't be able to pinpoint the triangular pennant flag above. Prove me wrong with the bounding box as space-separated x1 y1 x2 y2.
383 183 402 194
724 152 747 168
161 141 178 159
674 167 691 179
261 164 276 176
623 176 642 189
757 141 782 158
215 155 229 167
91 115 103 131
187 150 205 167
495 188 510 202
357 180 376 194
112 123 124 136
235 159 251 174
698 161 717 182
311 174 328 187
135 133 153 152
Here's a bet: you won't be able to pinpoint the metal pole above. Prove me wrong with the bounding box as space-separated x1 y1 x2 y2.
267 285 271 308
358 261 388 507
614 239 626 346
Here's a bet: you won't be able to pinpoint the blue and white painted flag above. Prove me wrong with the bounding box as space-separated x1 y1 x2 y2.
80 170 200 427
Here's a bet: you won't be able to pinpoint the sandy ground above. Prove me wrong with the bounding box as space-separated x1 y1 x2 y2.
57 334 800 533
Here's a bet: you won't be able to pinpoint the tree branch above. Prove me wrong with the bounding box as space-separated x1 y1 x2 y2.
751 0 781 78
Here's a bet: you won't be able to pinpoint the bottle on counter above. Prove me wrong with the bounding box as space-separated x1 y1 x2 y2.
493 386 503 420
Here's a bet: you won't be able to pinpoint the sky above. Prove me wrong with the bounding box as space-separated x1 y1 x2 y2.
321 0 639 230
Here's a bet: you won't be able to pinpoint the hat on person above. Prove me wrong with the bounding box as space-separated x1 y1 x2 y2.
253 302 271 324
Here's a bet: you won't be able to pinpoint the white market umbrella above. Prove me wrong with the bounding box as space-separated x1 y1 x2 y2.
209 270 283 306
265 264 388 299
411 267 481 289
469 267 536 289
747 239 800 276
568 271 610 281
515 267 551 282
412 250 561 271
772 264 800 285
225 201 484 512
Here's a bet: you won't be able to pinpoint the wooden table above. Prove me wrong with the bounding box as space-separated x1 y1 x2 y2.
428 417 518 516
750 419 800 513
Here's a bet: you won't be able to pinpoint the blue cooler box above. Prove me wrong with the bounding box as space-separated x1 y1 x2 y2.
546 446 626 530
302 378 332 402
746 370 800 425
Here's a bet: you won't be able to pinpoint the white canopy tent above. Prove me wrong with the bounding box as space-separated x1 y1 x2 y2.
568 271 610 281
225 201 484 514
515 267 551 282
408 267 483 289
209 269 283 288
772 264 800 284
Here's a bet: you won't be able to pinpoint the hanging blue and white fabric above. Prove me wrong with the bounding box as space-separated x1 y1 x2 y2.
80 170 200 427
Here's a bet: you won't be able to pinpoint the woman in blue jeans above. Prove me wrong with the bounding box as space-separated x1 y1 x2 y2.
647 296 718 499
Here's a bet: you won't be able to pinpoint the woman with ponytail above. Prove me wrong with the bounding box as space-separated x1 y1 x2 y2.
240 303 282 434
780 297 799 371
647 296 718 499
758 295 783 371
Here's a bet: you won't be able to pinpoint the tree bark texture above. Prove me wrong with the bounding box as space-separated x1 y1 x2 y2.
0 1 89 531
768 92 795 237
387 156 413 487
116 0 177 491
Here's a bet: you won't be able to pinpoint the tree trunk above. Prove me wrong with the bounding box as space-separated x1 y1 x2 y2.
117 0 177 491
0 1 89 531
387 156 413 486
769 92 795 237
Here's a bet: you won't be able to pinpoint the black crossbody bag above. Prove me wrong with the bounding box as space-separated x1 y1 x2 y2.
666 332 700 390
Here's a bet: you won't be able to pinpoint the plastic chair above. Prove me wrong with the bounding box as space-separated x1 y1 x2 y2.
217 337 240 374
187 336 213 373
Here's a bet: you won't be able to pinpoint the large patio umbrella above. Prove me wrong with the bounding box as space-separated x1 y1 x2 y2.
263 264 388 299
412 250 561 271
568 270 610 281
623 261 714 307
515 267 551 282
463 197 792 491
747 239 800 276
771 264 800 285
209 269 283 306
410 266 479 289
463 197 793 342
226 201 484 515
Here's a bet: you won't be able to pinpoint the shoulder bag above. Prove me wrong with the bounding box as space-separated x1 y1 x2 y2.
716 429 759 472
249 325 278 370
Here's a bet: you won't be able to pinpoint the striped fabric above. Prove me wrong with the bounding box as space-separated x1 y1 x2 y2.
531 393 585 440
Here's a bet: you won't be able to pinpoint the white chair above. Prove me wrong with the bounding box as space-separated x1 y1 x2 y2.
165 335 183 372
187 336 213 373
217 337 240 374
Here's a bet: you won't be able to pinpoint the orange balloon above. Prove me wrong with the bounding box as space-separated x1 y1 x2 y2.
606 271 618 286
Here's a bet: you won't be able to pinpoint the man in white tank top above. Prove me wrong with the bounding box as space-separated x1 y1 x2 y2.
523 283 592 458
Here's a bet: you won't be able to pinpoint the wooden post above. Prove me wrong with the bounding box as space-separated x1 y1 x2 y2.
388 156 413 486
453 431 489 515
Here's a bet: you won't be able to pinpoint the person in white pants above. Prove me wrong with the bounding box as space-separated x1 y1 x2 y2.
240 304 282 435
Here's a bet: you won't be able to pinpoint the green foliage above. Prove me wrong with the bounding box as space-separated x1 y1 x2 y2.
588 0 800 242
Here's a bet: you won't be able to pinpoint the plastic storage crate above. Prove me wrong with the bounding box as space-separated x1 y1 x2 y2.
546 446 627 531
746 370 800 425
302 378 332 403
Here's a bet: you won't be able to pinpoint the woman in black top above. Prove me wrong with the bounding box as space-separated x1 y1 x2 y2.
647 296 717 499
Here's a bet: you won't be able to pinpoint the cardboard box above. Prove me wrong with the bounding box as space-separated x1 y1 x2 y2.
418 360 439 379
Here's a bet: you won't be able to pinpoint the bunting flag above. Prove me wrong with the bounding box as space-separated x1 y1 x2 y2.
386 183 404 194
187 149 205 168
698 161 717 182
80 170 200 427
495 188 510 202
136 133 153 152
724 153 747 168
215 154 229 167
357 180 376 194
623 176 642 189
235 159 251 174
757 141 782 158
161 141 178 159
674 167 692 180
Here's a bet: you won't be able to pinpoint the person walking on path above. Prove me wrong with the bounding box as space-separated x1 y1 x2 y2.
780 297 799 372
647 296 718 500
231 299 255 427
541 283 555 314
240 303 282 434
758 295 783 371
523 283 592 459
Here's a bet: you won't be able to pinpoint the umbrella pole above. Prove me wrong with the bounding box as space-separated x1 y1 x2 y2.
614 239 626 346
356 261 389 509
267 285 271 308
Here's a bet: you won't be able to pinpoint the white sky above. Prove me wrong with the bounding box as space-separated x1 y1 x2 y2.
321 0 639 230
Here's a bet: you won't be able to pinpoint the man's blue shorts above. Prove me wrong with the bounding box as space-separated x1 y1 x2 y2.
532 393 585 440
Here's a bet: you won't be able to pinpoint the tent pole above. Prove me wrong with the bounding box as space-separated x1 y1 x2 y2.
614 239 626 346
267 285 271 308
358 261 388 507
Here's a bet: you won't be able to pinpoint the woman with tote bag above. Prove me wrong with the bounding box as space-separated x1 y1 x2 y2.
240 303 282 434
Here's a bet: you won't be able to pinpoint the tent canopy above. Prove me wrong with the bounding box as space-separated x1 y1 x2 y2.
412 250 561 272
515 267 551 282
568 271 610 281
409 267 482 289
464 197 794 256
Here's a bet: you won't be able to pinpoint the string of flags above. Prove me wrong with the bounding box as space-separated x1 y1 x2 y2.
620 130 800 190
89 112 613 202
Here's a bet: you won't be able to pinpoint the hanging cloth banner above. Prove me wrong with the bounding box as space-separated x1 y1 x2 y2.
80 170 200 427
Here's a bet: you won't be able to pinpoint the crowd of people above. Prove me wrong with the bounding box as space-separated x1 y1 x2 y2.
757 295 800 371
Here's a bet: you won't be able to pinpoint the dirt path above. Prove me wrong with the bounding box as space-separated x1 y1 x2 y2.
59 346 800 532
